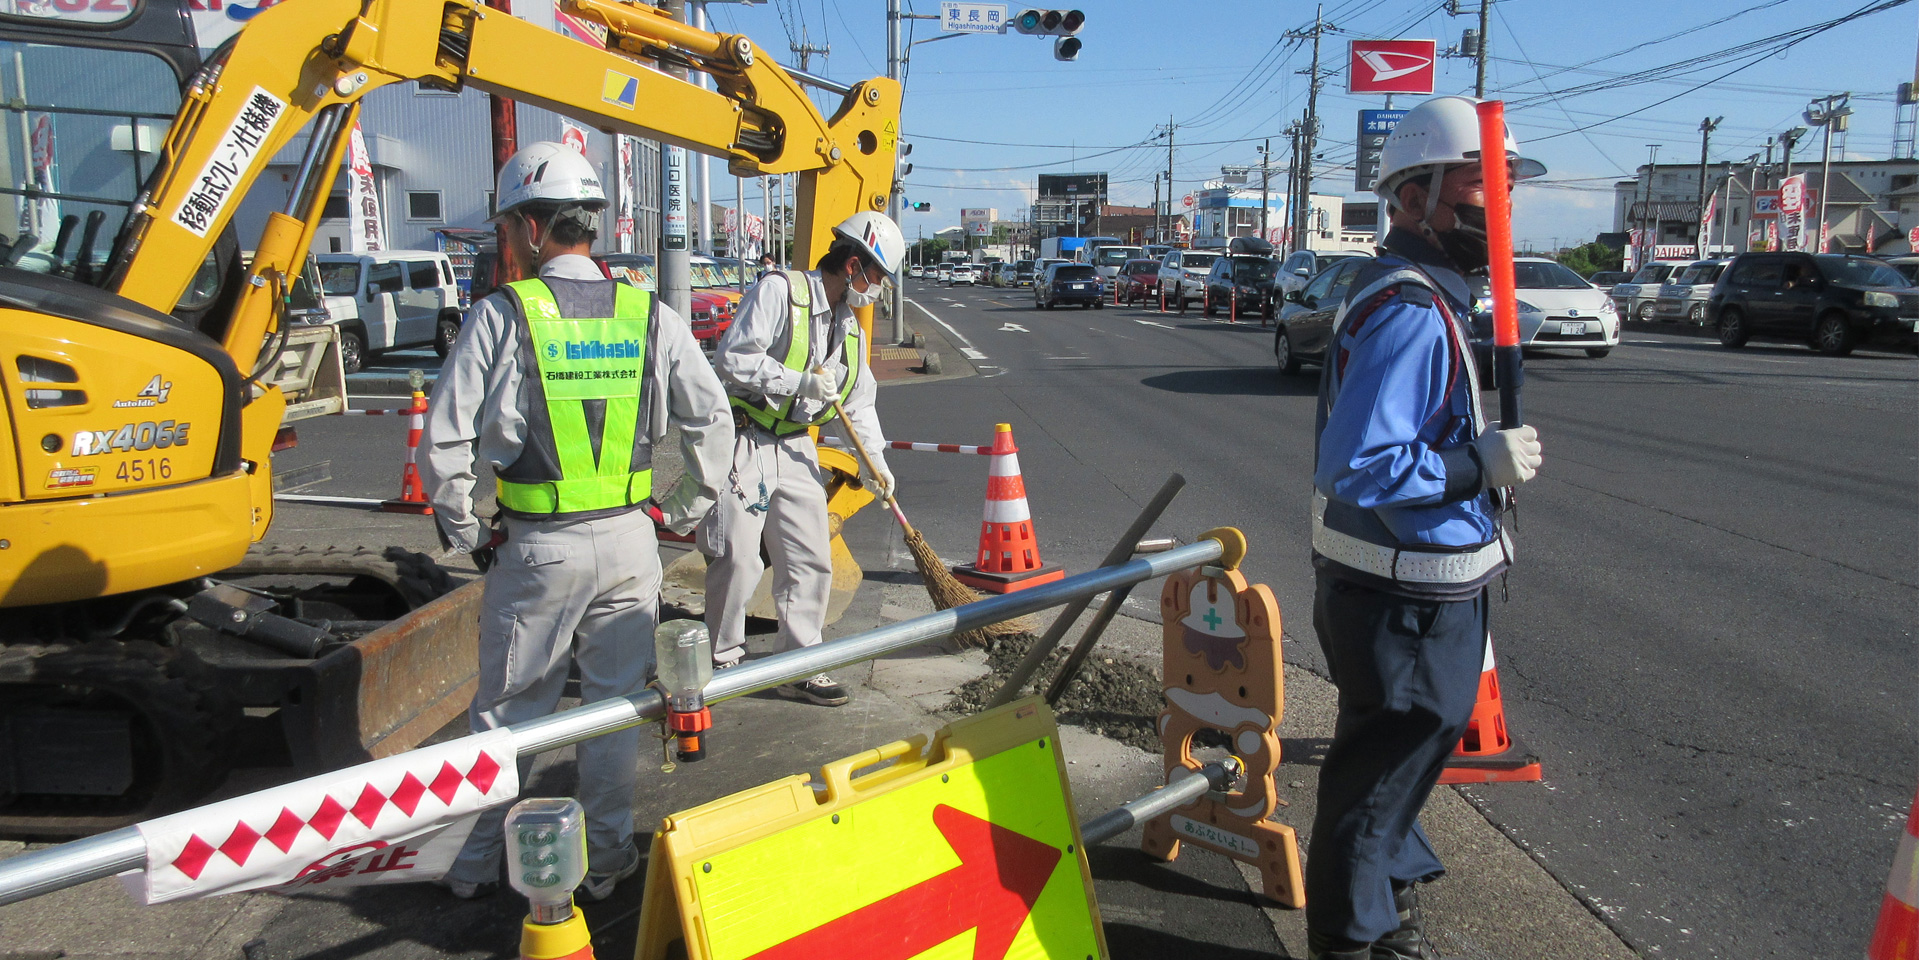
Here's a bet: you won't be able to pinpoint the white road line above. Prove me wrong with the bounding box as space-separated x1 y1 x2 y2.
1043 356 1088 360
999 322 1030 333
1134 319 1174 329
906 296 988 360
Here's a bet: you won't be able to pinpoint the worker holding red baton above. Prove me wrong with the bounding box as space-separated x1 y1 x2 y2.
1305 95 1544 960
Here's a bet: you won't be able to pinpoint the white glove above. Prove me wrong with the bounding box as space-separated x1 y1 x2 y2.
796 368 840 402
652 475 712 535
864 456 896 501
1474 425 1542 489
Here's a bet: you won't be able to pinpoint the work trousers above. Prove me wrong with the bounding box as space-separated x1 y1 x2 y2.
1305 573 1488 944
446 508 660 886
699 426 833 663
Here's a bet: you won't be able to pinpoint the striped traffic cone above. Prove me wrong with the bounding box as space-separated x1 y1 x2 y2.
381 372 433 515
1436 636 1542 784
1868 796 1918 960
951 423 1064 594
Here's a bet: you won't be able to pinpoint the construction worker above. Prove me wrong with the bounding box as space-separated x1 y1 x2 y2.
1304 96 1545 960
419 141 733 902
700 211 905 705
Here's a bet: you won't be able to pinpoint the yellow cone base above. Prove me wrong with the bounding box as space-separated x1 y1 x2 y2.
521 911 595 960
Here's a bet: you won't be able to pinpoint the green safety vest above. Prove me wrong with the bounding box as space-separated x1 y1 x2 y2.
731 269 860 436
495 277 655 518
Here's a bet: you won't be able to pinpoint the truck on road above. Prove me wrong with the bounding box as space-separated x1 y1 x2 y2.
1040 236 1089 262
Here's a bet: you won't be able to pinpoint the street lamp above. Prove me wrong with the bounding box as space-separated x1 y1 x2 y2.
1803 94 1851 252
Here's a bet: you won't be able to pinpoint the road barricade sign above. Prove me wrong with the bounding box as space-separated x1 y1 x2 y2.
635 697 1106 960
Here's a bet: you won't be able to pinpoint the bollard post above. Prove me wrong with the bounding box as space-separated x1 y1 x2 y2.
381 368 434 515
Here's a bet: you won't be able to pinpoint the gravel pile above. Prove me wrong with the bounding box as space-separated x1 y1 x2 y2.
944 631 1169 754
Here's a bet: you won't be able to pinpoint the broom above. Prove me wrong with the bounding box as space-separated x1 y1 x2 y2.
825 387 1025 647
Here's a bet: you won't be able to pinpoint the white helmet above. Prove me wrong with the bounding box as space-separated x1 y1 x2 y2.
492 141 607 220
1375 95 1545 214
831 211 907 274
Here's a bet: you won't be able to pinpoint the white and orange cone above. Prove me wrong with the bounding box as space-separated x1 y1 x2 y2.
381 372 433 515
1868 795 1917 960
951 423 1064 594
1437 636 1542 784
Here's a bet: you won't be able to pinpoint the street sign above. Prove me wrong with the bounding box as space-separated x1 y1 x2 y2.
1354 109 1409 191
1909 226 1918 247
940 1 1007 33
1347 39 1437 95
634 699 1105 960
1751 188 1816 220
1182 194 1195 208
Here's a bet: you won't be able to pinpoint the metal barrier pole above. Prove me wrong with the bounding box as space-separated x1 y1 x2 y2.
0 539 1224 907
1079 758 1242 846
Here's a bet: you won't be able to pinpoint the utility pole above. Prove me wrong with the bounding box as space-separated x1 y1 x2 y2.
1475 0 1491 98
1152 173 1161 244
1284 121 1302 253
1806 94 1850 254
1762 136 1775 189
1290 5 1326 253
1258 138 1271 238
1164 116 1176 243
1640 144 1660 268
1696 116 1721 258
886 0 907 343
657 0 691 320
789 38 829 72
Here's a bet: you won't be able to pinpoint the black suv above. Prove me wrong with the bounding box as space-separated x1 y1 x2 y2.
1708 252 1917 355
1036 262 1104 309
1202 255 1279 320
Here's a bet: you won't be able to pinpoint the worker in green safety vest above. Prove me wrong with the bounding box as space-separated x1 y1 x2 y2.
419 142 734 904
701 211 907 706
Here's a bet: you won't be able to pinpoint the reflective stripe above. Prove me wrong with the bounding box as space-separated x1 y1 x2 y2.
497 473 651 515
983 497 1032 524
732 270 860 435
1311 492 1510 585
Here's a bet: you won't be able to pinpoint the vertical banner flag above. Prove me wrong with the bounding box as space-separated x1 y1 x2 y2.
617 136 637 253
25 112 57 251
663 146 688 252
1697 190 1716 258
347 121 386 253
1778 173 1809 253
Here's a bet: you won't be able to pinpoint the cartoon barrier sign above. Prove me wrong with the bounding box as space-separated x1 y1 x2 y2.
635 698 1104 960
124 728 518 903
1141 528 1305 907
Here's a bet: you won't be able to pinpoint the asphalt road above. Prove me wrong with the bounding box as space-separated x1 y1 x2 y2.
882 278 1918 959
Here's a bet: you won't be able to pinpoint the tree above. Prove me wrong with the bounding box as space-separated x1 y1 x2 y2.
1558 240 1622 277
909 237 949 265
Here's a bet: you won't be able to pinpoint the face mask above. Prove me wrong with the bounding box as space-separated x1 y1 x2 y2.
843 269 880 307
1434 202 1490 273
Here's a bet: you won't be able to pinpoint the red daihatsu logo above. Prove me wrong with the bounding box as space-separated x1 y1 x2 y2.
1347 40 1438 95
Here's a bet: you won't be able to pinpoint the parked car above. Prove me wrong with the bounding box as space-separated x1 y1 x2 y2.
599 252 732 350
1587 270 1632 290
1709 252 1918 354
1035 262 1104 309
909 263 924 279
947 263 978 286
1464 258 1621 358
1119 258 1162 304
1202 255 1279 319
1272 257 1366 374
1611 260 1691 321
315 250 463 375
1157 249 1221 310
1653 259 1729 324
1277 249 1369 296
1013 259 1038 287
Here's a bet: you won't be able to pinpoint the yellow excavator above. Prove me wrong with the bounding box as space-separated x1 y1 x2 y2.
0 0 895 834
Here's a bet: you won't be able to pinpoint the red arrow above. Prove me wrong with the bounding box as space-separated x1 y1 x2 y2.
744 804 1062 960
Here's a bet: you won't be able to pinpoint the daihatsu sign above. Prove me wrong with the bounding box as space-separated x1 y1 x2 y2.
1347 40 1437 95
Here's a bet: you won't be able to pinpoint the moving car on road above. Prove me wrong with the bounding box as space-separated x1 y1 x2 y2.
1277 248 1369 296
1271 256 1363 375
1091 244 1144 285
1036 262 1104 310
1653 259 1729 324
1120 258 1162 304
1014 259 1038 287
1202 255 1279 319
1158 249 1221 310
909 264 924 279
1709 252 1918 355
1612 260 1691 321
1465 258 1621 358
947 262 978 286
934 262 953 283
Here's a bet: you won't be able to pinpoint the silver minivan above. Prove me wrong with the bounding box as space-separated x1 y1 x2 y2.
1653 259 1729 324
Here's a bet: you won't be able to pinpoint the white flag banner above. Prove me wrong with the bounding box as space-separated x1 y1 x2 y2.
1697 190 1716 258
346 122 386 253
559 118 590 156
617 135 636 253
124 728 518 904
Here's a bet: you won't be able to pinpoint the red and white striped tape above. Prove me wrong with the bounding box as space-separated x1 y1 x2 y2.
820 438 991 455
333 408 411 415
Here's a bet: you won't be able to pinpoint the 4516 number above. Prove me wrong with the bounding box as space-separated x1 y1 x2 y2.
116 458 172 483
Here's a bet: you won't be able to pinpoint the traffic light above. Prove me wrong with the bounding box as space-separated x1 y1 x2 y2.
896 141 913 179
1011 9 1084 60
909 202 932 212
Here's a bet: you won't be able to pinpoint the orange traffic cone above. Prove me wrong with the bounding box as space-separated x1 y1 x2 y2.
1869 795 1918 960
951 423 1064 594
381 376 433 515
1436 636 1542 784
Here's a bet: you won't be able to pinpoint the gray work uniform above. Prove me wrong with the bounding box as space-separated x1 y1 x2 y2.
699 269 886 665
419 254 732 885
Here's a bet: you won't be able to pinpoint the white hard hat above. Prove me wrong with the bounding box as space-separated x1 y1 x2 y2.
1375 95 1545 212
831 211 907 274
492 141 607 220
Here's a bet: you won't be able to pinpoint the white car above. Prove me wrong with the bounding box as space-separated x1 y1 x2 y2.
1156 250 1221 307
1610 260 1692 322
934 263 953 283
1653 259 1729 324
909 264 924 279
947 263 978 286
315 250 463 374
1472 258 1621 358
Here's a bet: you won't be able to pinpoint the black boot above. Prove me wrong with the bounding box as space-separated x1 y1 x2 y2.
1306 930 1372 960
1371 883 1446 960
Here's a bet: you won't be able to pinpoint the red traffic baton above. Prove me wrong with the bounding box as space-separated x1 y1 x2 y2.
1476 99 1523 429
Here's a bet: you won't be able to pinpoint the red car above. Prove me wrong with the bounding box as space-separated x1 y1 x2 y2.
599 254 734 351
1120 258 1163 304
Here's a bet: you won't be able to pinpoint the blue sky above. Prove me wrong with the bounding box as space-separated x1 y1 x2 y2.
701 0 1917 248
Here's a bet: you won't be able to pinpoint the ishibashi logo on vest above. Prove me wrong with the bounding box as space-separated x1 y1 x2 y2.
559 339 641 360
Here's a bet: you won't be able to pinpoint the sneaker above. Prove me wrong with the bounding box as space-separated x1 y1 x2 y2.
577 840 641 902
437 877 498 900
777 674 850 706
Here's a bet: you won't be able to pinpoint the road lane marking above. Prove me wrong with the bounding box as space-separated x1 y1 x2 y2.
999 323 1030 333
1134 319 1174 329
1043 356 1088 360
906 296 988 360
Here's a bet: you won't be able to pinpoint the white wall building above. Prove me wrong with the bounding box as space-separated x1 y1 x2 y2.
1612 158 1918 258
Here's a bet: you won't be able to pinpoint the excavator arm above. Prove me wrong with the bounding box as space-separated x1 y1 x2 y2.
114 0 899 376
